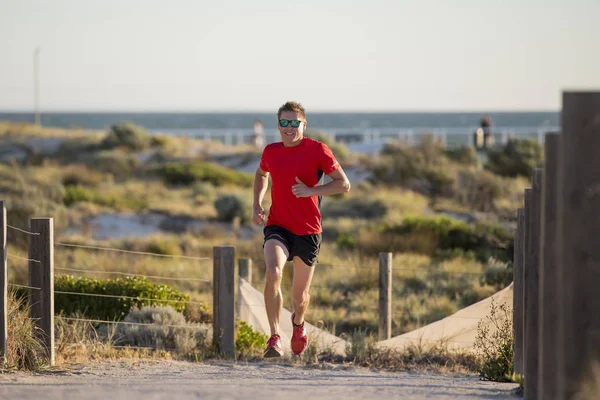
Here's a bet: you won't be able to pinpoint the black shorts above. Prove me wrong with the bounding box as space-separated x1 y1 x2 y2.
263 225 322 267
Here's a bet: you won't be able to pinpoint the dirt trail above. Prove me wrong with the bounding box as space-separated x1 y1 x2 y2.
0 360 519 400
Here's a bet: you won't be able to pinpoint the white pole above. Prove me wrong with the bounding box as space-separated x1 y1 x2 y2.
34 47 41 126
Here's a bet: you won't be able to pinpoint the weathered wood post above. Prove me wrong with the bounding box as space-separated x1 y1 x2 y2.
379 252 392 341
238 258 252 285
0 201 7 362
556 92 600 400
513 207 525 376
28 217 54 366
538 132 560 399
213 246 235 357
524 169 542 400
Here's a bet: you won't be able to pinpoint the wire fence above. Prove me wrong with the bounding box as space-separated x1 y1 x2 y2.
7 224 41 236
54 242 212 261
60 316 208 330
54 266 211 283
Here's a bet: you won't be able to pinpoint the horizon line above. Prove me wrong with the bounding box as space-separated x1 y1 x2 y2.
0 108 560 114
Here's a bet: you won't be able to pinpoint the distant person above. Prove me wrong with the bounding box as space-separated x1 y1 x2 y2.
480 115 494 148
253 101 351 358
253 119 265 149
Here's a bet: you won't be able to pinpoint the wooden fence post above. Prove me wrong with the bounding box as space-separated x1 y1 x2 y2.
238 258 252 284
513 207 525 376
28 217 54 366
213 246 235 357
523 189 532 379
379 252 392 341
524 169 542 400
0 201 7 362
556 92 600 400
538 132 560 399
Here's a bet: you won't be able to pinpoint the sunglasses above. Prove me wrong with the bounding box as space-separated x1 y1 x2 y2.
279 119 303 128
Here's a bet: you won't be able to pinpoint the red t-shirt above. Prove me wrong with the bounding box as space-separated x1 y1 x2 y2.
259 137 340 235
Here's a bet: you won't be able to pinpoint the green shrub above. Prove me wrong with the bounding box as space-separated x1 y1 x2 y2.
305 130 350 162
102 122 151 151
113 306 206 354
474 298 514 382
336 232 356 250
235 320 269 357
370 139 455 197
444 146 480 167
64 185 94 206
376 216 513 262
322 197 387 219
214 193 251 224
61 165 105 187
90 151 139 178
54 276 190 321
63 185 147 211
192 182 217 201
159 161 253 187
143 237 182 256
485 138 543 178
481 257 513 290
454 168 507 212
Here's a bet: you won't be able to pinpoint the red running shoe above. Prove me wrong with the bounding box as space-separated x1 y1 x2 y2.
264 334 283 358
291 313 308 355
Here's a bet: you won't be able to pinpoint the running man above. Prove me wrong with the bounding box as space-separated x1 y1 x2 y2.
253 101 351 357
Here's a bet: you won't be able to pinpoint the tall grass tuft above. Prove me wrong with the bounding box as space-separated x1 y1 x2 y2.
2 291 46 371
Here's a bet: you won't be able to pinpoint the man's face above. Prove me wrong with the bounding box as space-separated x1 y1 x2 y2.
278 111 306 147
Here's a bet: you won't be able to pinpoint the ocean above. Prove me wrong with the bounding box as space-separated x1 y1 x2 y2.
0 111 558 131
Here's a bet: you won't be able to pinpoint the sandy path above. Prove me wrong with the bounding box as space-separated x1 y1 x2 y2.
0 360 519 400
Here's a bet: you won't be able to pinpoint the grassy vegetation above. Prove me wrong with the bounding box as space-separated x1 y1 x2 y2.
1 121 538 373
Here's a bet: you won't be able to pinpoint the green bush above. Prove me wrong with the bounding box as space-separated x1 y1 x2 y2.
54 276 191 321
192 182 217 201
102 122 151 151
481 257 513 290
474 298 514 382
235 320 269 357
378 216 513 262
61 165 105 187
370 139 455 197
454 168 507 212
485 138 543 178
113 306 206 354
444 146 480 167
89 151 139 179
214 193 252 224
305 130 350 162
336 232 356 250
64 185 94 206
159 161 253 187
63 185 147 211
322 197 387 219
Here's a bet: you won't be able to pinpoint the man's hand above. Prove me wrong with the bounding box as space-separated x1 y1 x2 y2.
292 177 314 198
252 204 266 225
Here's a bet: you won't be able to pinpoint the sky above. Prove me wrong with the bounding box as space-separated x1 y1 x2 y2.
1 0 599 112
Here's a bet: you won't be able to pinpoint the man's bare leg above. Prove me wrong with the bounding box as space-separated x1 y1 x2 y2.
264 239 289 335
291 257 315 325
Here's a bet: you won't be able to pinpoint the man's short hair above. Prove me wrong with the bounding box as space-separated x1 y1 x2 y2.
277 101 306 121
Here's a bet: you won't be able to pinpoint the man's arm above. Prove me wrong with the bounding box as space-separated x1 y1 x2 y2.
292 167 351 198
253 167 269 224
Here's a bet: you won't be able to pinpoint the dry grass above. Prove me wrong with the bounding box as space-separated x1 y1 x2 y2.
1 291 46 371
0 121 105 139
